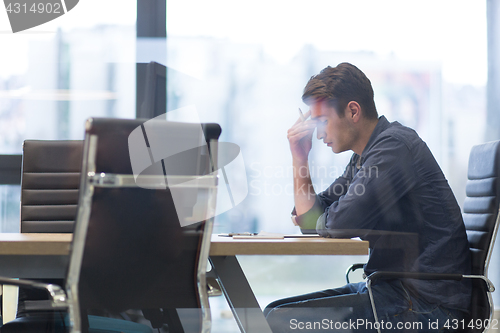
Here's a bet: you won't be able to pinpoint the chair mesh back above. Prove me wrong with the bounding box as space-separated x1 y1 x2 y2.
20 140 83 233
75 118 221 312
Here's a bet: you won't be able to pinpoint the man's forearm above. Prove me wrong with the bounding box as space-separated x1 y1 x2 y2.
293 159 317 215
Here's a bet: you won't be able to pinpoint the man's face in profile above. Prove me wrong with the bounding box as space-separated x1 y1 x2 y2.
310 100 356 154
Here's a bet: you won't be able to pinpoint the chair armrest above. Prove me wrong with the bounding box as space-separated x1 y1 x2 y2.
345 263 366 284
0 277 67 308
366 271 495 292
367 271 463 282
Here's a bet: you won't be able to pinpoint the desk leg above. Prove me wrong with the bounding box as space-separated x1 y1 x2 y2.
209 256 272 333
2 285 18 324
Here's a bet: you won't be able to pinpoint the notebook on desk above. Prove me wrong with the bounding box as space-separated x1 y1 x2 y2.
219 231 285 239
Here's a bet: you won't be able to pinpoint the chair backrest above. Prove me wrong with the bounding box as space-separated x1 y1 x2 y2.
463 140 500 275
20 140 84 233
463 140 500 329
66 118 221 332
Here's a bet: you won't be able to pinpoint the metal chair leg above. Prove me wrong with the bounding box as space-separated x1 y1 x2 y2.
366 279 381 333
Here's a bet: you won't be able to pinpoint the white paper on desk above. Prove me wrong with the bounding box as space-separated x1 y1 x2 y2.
232 231 285 239
351 237 362 241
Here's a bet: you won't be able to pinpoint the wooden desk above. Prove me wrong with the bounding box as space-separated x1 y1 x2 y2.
0 233 71 255
0 233 369 332
0 233 71 279
0 233 368 257
209 235 368 333
210 234 368 256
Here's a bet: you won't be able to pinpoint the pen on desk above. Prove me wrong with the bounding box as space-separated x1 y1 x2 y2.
218 232 258 237
298 108 306 122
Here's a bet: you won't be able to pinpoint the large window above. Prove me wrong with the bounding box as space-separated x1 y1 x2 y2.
0 0 137 231
166 0 487 232
0 0 136 150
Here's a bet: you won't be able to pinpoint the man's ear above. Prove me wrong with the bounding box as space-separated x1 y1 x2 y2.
347 101 362 123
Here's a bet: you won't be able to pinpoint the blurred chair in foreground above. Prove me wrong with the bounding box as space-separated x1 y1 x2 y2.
0 118 221 333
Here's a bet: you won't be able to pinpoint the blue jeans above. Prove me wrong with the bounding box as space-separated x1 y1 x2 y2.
264 281 466 333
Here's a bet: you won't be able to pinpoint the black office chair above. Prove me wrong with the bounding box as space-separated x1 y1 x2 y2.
348 141 500 333
20 140 84 233
0 118 221 333
16 140 84 317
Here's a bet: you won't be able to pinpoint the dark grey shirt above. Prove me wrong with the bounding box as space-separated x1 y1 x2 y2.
294 116 471 311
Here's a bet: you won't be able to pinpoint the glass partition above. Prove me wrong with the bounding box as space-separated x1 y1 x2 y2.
166 0 489 321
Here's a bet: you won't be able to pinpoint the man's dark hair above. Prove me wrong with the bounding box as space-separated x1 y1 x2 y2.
302 63 378 120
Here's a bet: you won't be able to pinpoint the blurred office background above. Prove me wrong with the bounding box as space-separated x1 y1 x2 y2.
0 0 496 331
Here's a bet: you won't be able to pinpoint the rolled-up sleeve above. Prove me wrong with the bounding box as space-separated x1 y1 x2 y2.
292 156 356 230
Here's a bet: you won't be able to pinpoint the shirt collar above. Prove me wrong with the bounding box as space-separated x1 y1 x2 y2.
361 115 390 158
